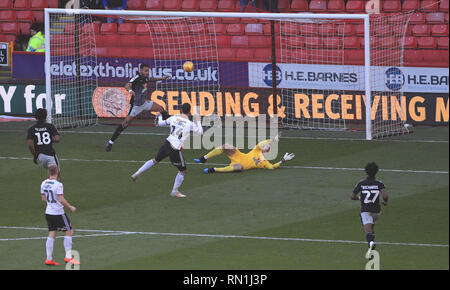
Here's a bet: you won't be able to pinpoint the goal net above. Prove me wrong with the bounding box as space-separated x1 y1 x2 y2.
45 9 411 139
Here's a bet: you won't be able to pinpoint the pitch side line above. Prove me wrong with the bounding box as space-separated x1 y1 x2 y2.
0 226 448 248
0 156 448 174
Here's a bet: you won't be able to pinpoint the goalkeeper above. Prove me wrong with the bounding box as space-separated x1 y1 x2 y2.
194 137 295 173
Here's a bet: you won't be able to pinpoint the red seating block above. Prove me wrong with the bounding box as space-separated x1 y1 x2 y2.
344 49 364 65
402 0 419 11
190 22 206 34
423 50 448 66
432 24 449 36
118 34 138 47
248 36 270 48
199 0 217 11
277 0 291 13
100 23 117 34
441 0 449 11
118 23 136 34
409 13 426 24
151 23 170 35
231 35 248 48
163 0 182 10
108 47 124 57
421 0 439 12
208 23 226 35
235 48 253 61
323 37 342 48
136 23 150 34
83 22 100 34
31 0 48 9
383 0 401 12
16 10 34 22
403 36 418 48
226 23 244 35
137 35 152 46
13 0 30 9
346 0 365 13
245 23 263 35
0 0 13 9
127 0 145 10
181 0 199 11
309 0 327 12
19 22 31 34
218 48 235 61
170 22 189 35
404 50 424 66
412 24 431 36
216 35 231 47
1 23 19 34
48 0 58 8
418 36 437 48
426 12 446 23
217 0 235 11
253 48 271 62
337 23 354 36
437 37 449 48
0 10 16 21
102 34 117 46
0 34 16 43
327 0 345 12
344 36 360 48
145 0 162 10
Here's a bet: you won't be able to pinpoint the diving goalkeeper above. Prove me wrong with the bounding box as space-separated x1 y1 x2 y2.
194 137 295 173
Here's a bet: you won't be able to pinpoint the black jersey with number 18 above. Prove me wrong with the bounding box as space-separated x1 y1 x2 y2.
27 122 59 156
352 177 385 213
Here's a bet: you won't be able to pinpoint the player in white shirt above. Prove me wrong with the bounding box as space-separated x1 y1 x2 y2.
131 103 203 198
40 165 79 266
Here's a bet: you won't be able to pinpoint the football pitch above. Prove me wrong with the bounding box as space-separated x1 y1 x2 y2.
0 121 448 270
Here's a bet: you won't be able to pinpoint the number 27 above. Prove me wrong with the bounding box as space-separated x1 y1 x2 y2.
362 190 380 204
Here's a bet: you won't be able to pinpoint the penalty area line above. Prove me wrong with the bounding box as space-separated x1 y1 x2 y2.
0 226 448 248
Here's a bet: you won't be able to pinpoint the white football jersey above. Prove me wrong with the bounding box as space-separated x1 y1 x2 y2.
158 115 203 150
40 178 65 215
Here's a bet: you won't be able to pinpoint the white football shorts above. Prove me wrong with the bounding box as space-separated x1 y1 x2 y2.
360 212 381 225
129 100 154 117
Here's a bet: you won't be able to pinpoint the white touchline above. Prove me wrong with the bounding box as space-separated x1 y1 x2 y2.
0 226 448 248
0 156 448 174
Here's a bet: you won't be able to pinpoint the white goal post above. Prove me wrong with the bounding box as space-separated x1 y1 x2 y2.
44 8 411 140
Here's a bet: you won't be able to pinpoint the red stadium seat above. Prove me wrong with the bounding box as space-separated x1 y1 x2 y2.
19 22 31 34
402 0 419 11
383 0 402 12
346 0 365 13
208 23 226 34
181 0 199 11
170 22 189 35
235 48 253 61
16 10 34 23
417 36 437 48
412 24 431 36
318 24 335 36
189 22 206 34
48 0 58 8
277 0 291 12
136 23 150 34
323 37 342 48
221 17 241 24
421 0 439 12
0 0 13 9
31 0 48 9
423 50 448 66
127 0 145 10
34 11 44 22
83 22 100 34
354 23 365 36
145 0 163 10
445 12 449 23
404 50 423 66
118 34 138 47
281 22 300 36
309 0 327 12
137 35 153 46
248 36 270 48
344 49 364 65
13 0 30 9
118 23 136 34
437 37 449 48
426 13 446 23
199 0 217 11
327 0 345 12
403 36 418 48
108 47 124 57
163 0 182 10
1 23 19 34
253 48 271 62
300 23 317 36
151 23 170 35
216 35 231 47
102 34 117 46
344 36 360 48
218 48 235 61
441 0 449 11
226 23 244 35
0 10 16 21
100 23 117 34
217 0 235 11
432 24 449 36
231 35 248 47
245 23 263 35
409 13 426 24
337 23 354 36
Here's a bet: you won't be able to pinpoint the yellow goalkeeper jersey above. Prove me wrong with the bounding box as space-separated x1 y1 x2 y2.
228 139 278 170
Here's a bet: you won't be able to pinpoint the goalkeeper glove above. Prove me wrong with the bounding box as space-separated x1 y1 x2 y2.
281 152 295 163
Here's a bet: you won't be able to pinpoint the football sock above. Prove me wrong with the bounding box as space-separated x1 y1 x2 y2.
205 148 223 160
161 110 170 120
110 124 125 142
172 172 184 193
366 232 375 244
64 236 73 259
46 237 55 260
134 159 155 176
214 165 235 173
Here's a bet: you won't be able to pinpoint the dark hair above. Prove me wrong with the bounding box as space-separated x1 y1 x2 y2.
35 108 47 122
181 103 191 114
30 23 42 32
140 63 149 69
365 162 379 178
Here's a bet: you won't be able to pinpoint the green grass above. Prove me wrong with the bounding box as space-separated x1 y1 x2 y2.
0 122 448 270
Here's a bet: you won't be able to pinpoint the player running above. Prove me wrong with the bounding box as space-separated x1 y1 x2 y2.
27 108 61 179
105 63 171 152
130 103 203 198
194 137 295 173
41 165 79 266
350 162 388 258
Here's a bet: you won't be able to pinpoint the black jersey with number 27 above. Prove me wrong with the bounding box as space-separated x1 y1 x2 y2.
27 122 59 156
352 177 385 213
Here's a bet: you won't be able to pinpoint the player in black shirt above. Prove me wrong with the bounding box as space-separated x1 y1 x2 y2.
105 63 171 152
27 108 61 179
351 162 388 256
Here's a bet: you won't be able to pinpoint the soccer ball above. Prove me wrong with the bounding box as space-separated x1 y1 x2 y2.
183 61 194 72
